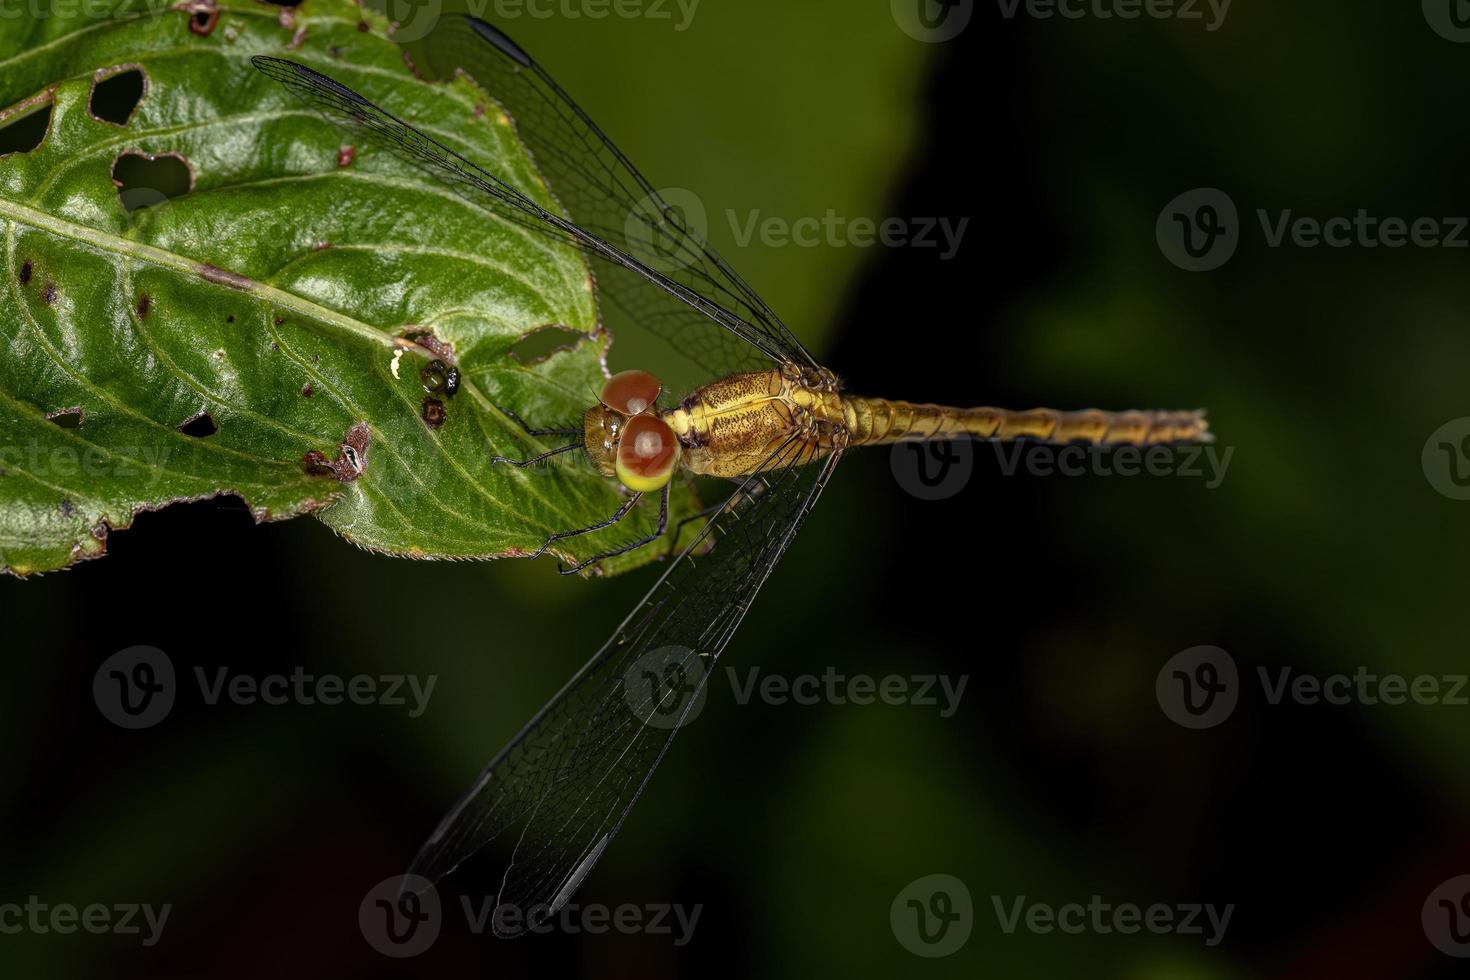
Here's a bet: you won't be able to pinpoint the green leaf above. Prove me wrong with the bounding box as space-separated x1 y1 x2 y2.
0 0 700 577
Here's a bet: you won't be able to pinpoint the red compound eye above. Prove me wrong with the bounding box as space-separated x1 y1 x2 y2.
600 369 662 416
615 413 678 492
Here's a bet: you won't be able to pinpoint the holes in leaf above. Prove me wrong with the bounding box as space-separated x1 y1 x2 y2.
47 408 84 429
112 151 194 214
0 96 52 155
179 412 218 437
90 68 145 126
509 325 588 364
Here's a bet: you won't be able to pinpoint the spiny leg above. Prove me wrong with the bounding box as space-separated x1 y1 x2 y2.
528 491 644 561
662 479 769 559
491 441 582 469
489 405 584 467
500 406 581 438
561 484 670 575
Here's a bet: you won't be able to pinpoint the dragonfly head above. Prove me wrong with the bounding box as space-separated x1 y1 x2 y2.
583 370 680 491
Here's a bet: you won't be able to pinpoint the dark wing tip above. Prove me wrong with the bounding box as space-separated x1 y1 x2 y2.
462 15 535 68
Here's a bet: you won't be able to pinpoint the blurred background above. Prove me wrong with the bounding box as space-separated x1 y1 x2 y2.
5 0 1470 976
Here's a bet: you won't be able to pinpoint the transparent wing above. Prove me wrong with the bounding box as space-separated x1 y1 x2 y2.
421 15 816 377
252 16 816 380
406 441 843 933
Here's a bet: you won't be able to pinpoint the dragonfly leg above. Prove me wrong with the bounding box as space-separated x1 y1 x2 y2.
528 491 644 561
560 483 670 575
662 479 770 559
491 441 582 469
499 405 581 438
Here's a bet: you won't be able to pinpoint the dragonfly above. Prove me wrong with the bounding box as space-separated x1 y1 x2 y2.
254 15 1210 936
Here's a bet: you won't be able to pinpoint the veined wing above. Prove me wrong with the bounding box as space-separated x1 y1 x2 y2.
252 15 817 381
406 440 843 932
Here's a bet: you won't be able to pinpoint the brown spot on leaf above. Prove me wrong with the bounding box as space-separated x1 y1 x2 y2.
304 423 371 482
135 294 151 319
401 328 456 365
422 398 447 429
274 316 285 326
337 144 356 167
59 499 74 518
41 282 56 304
226 314 235 323
301 384 313 398
179 0 219 36
198 264 254 290
19 261 31 286
357 20 369 32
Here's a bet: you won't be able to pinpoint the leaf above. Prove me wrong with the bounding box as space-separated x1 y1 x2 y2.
0 0 701 577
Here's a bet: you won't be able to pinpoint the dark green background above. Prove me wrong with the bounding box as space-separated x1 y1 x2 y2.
4 0 1469 976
